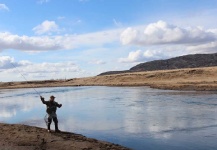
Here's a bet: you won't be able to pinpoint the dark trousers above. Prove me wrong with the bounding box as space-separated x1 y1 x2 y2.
48 117 59 131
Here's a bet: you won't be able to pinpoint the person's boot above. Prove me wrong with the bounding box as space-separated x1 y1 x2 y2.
55 122 60 132
48 123 51 132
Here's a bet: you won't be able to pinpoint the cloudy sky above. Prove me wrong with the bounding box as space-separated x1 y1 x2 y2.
0 0 217 82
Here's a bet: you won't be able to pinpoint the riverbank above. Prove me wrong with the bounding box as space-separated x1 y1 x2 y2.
0 66 217 91
0 123 130 150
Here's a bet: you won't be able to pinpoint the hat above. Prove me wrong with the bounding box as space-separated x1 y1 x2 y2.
50 95 55 99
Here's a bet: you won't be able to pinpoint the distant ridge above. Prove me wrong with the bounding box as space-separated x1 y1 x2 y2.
98 53 217 76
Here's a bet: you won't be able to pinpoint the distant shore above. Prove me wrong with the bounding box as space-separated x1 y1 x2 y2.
0 67 216 149
0 66 217 91
0 123 130 150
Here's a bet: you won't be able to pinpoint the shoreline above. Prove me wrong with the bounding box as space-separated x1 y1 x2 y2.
0 67 216 149
0 123 130 150
0 66 217 91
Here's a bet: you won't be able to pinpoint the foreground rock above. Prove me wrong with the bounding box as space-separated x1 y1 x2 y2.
0 123 130 150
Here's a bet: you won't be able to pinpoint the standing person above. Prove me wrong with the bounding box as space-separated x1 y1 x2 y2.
40 95 62 132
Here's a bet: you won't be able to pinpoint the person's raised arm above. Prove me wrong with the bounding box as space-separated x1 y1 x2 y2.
40 96 46 104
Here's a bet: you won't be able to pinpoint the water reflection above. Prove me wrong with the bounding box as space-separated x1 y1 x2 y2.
0 86 217 150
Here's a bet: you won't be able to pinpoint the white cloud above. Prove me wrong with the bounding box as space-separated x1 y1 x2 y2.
0 56 86 81
33 20 59 35
120 20 217 46
0 28 122 52
0 32 62 51
0 4 9 11
120 27 139 45
6 62 79 74
119 21 217 56
2 20 217 59
119 50 144 63
0 56 15 69
186 41 217 53
0 56 31 69
119 49 168 63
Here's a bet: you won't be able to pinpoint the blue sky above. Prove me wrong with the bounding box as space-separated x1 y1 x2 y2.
0 0 217 82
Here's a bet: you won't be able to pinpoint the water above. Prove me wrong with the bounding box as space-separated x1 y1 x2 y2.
0 86 217 150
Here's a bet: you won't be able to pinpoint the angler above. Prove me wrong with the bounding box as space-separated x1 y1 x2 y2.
10 62 63 132
40 95 62 132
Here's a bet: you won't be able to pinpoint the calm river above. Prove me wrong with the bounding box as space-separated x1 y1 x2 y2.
0 86 217 150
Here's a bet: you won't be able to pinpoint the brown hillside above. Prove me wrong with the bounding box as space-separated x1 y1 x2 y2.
1 67 217 91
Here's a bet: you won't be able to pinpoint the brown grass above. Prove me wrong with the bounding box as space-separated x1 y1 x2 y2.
0 66 217 91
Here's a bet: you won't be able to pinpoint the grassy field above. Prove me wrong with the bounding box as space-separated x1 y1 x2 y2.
1 66 217 91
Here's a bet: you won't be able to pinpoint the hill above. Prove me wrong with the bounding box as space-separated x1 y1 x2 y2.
98 53 217 76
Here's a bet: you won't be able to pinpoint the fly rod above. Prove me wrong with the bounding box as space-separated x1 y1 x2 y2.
10 62 42 97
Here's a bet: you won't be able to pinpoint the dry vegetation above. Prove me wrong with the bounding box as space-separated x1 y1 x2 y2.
1 66 217 91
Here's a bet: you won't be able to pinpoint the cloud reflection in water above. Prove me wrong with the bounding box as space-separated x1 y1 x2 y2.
0 87 217 150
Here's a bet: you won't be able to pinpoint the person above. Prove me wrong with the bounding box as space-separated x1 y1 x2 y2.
40 95 62 132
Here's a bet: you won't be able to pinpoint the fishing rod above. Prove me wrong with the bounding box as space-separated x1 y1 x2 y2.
10 62 49 127
10 62 42 97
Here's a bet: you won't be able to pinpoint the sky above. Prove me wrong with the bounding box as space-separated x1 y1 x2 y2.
0 0 217 82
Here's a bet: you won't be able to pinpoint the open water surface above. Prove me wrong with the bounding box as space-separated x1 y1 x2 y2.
0 86 217 150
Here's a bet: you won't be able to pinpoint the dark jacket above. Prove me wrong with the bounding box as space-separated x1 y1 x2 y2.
41 99 62 114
